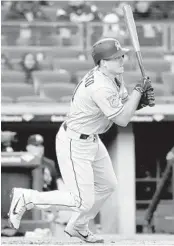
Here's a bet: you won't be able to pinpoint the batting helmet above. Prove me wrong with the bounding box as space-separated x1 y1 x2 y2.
91 38 129 65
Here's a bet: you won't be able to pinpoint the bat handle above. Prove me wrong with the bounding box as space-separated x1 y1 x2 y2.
136 51 155 107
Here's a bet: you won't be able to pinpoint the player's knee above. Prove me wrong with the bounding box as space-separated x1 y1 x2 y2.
80 196 95 212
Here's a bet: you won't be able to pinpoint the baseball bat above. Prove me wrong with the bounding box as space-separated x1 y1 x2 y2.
122 4 155 106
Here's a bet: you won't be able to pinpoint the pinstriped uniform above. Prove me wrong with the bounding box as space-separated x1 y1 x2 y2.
55 65 128 230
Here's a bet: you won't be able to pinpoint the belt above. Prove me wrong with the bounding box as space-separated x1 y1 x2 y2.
63 122 90 140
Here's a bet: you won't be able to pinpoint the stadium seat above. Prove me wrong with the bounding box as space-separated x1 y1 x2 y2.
53 58 93 73
126 82 171 96
2 46 49 59
123 71 157 85
141 48 165 59
161 72 174 94
2 46 84 60
155 96 174 104
130 47 165 59
92 1 116 14
42 83 75 101
16 95 56 103
2 71 26 83
1 83 35 101
33 70 71 84
1 96 13 104
41 7 57 21
48 47 84 59
138 59 171 73
75 70 89 83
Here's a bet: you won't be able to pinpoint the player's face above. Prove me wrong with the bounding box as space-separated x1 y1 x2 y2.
105 55 125 75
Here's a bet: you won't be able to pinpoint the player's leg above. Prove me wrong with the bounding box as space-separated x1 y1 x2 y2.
66 136 117 231
57 127 104 243
8 126 96 230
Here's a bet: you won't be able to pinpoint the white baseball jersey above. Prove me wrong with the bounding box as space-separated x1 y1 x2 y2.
66 66 128 135
28 66 126 233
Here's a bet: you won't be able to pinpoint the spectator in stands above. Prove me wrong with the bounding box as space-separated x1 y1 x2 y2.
133 1 152 20
36 52 53 70
16 24 33 46
56 0 102 46
26 134 59 224
26 134 44 158
26 134 58 190
5 1 50 22
39 1 52 6
18 52 40 84
1 53 13 70
1 131 17 152
150 1 174 19
102 4 126 45
43 161 58 191
56 0 102 22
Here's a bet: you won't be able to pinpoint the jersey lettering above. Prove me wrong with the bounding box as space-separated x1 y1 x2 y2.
85 69 94 87
72 69 94 101
72 80 83 102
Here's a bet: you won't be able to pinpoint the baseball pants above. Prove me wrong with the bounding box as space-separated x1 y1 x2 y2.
30 124 117 230
55 124 118 230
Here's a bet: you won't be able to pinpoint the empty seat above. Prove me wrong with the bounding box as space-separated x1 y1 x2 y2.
41 7 57 21
155 96 174 104
53 58 93 73
2 71 26 83
33 70 71 84
58 95 72 103
123 71 157 85
16 95 56 103
2 46 49 59
75 70 89 83
137 59 171 73
49 47 84 59
153 83 171 96
161 72 174 94
130 47 165 59
42 83 75 101
1 96 13 104
1 83 35 101
2 46 84 60
126 82 171 96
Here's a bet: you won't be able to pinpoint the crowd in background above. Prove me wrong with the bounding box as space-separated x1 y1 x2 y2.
1 1 174 237
2 1 174 22
2 0 174 84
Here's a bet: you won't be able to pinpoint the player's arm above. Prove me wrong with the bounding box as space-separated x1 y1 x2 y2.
92 77 154 127
111 89 141 127
112 77 155 126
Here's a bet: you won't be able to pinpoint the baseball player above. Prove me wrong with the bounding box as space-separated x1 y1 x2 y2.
8 38 155 243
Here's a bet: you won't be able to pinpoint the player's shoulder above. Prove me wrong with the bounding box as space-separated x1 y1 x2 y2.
82 66 112 92
92 66 112 91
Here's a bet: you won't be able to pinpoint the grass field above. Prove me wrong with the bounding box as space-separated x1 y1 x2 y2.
1 234 174 246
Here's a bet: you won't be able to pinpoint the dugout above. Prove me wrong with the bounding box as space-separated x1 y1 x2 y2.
1 103 174 234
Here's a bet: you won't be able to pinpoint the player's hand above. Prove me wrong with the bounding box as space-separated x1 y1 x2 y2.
145 88 155 107
137 88 155 110
134 76 153 94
